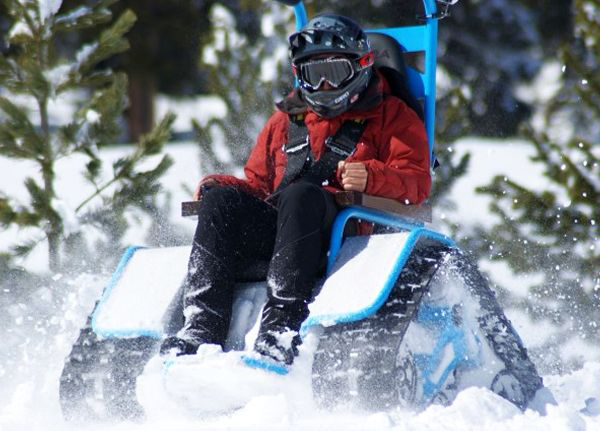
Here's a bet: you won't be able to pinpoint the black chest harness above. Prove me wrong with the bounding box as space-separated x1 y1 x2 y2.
274 115 369 194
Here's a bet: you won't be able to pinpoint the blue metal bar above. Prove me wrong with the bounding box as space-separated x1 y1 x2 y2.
327 207 454 275
424 11 438 166
423 0 438 17
293 2 308 30
370 26 427 52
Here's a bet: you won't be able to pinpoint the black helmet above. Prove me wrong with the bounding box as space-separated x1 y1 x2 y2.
289 14 374 118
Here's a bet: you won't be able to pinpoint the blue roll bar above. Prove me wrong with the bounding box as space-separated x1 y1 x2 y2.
292 2 308 30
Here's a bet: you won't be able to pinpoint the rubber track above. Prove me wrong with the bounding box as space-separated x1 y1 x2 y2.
59 308 158 421
311 244 448 411
311 245 544 411
448 248 543 409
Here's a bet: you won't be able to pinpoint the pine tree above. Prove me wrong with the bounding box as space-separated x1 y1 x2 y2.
475 0 599 371
0 0 175 274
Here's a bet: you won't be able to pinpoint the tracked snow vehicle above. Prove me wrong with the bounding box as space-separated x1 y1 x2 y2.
59 0 551 420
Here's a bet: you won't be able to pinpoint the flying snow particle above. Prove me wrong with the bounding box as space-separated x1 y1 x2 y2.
86 109 100 124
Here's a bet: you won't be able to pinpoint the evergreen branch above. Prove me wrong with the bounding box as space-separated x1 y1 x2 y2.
11 235 46 258
137 112 176 156
110 155 174 212
74 113 175 213
0 196 17 226
0 194 41 228
24 177 58 224
53 6 113 34
50 10 136 94
78 69 114 89
0 96 43 158
80 72 128 149
84 9 137 72
0 54 18 87
562 50 600 114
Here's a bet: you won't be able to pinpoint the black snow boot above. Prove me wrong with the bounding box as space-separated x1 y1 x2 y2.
159 336 199 357
254 332 301 366
253 300 307 365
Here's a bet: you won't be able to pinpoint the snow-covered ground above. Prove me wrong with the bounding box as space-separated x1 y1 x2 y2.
1 139 599 430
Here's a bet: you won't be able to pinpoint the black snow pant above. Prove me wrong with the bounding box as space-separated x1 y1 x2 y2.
177 182 338 351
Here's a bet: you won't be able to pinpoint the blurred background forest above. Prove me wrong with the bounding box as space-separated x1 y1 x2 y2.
0 0 598 376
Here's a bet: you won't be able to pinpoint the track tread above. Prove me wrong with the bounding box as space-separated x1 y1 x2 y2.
311 245 544 412
312 244 448 410
59 307 158 421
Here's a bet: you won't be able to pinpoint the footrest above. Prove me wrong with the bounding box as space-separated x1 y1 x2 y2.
241 355 290 375
302 232 414 331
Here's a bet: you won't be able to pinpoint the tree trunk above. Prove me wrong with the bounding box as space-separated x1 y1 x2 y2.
127 71 156 143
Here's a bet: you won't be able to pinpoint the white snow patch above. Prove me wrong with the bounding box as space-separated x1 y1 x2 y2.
8 21 32 40
51 198 79 237
54 6 92 26
442 138 548 227
155 95 227 132
38 0 62 23
43 64 71 94
85 109 100 124
202 5 246 66
75 42 97 66
92 246 190 337
261 44 288 82
515 61 562 104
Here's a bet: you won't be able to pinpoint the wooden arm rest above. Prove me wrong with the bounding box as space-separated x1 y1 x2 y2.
182 201 201 217
182 191 431 223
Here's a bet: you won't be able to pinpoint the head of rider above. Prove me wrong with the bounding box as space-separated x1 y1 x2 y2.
289 14 375 118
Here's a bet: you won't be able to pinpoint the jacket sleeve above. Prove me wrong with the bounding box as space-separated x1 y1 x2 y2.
243 113 282 198
362 100 431 204
198 114 281 200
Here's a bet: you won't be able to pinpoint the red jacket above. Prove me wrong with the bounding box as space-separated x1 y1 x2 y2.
201 70 431 205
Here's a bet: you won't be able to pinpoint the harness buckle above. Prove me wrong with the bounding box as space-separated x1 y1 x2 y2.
325 136 354 158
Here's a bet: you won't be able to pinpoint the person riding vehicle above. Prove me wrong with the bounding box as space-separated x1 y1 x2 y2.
160 13 431 367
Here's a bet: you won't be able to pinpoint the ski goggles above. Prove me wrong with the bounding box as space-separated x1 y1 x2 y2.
294 54 374 90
